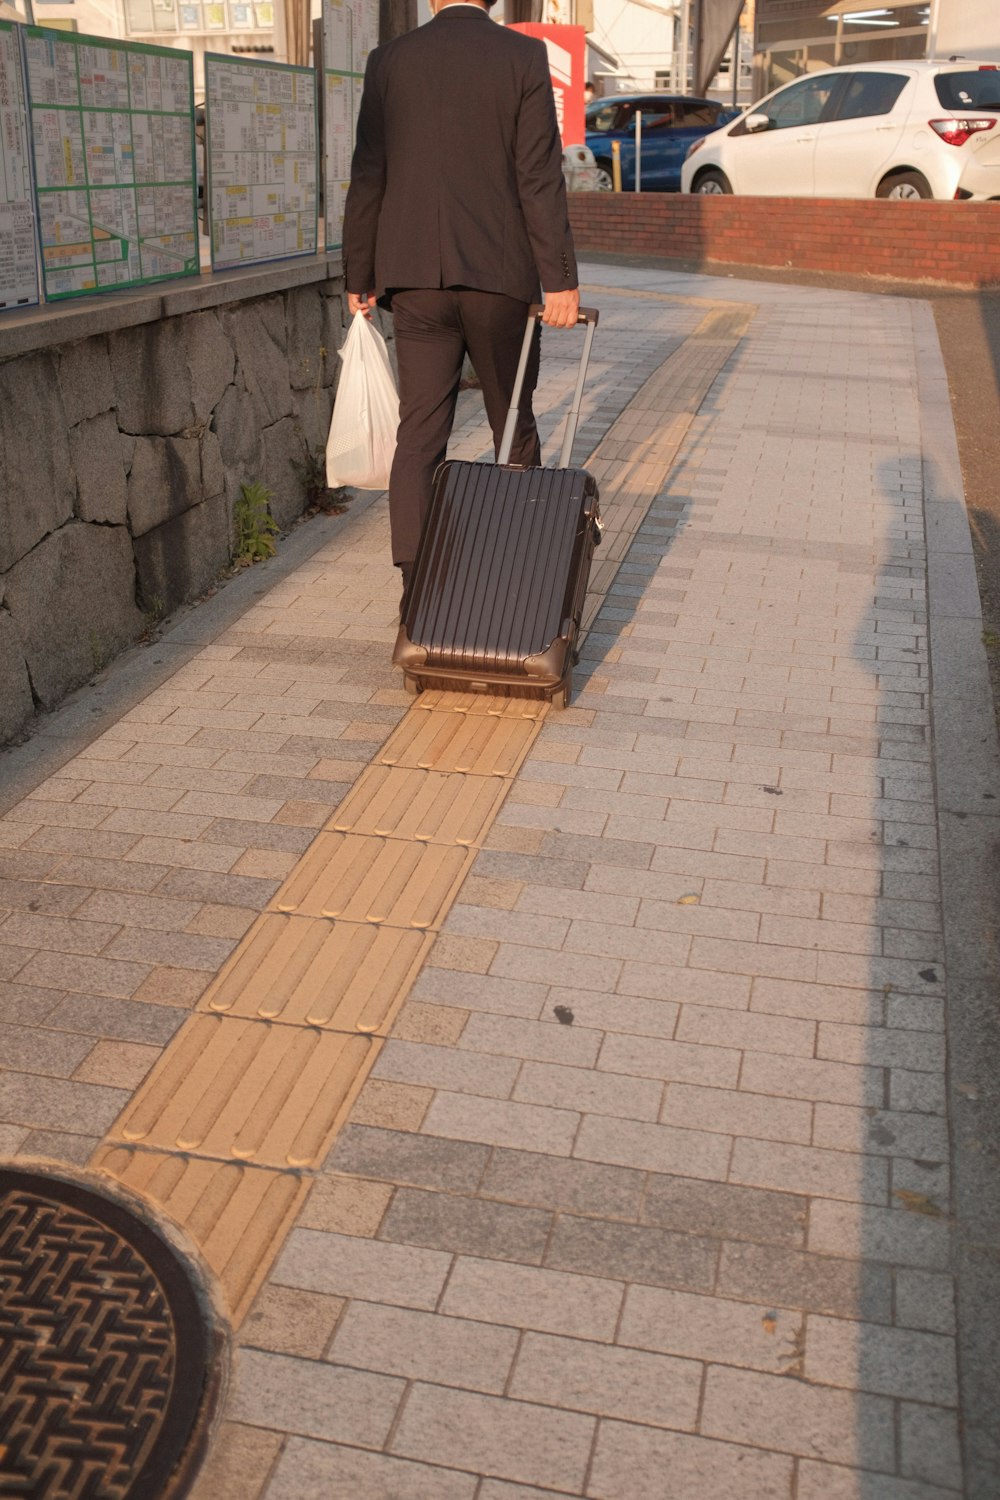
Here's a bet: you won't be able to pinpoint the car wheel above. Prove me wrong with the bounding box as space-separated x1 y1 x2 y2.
694 169 733 195
595 162 614 191
876 171 932 201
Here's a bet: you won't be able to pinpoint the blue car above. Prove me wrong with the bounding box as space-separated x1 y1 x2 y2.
585 94 740 192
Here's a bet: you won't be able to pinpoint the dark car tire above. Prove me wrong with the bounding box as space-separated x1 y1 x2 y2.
876 170 932 201
693 169 733 195
595 161 615 191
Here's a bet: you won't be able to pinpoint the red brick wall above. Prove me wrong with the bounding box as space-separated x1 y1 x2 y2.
568 194 1000 289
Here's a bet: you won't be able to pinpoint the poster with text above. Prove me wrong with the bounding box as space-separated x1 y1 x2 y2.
321 0 375 251
23 26 198 300
205 53 318 269
0 22 41 311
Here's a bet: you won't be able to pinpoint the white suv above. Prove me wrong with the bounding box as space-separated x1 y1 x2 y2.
681 60 1000 200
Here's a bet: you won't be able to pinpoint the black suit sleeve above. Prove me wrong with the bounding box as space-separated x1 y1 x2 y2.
343 50 386 295
514 42 578 294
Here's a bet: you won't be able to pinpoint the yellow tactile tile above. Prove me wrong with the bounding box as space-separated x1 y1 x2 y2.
200 913 431 1034
109 1013 375 1170
93 1145 307 1324
379 708 537 777
271 831 474 927
328 765 508 845
413 690 548 720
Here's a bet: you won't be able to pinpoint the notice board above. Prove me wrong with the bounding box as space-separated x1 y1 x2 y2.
322 0 376 251
204 54 318 270
22 27 198 300
0 21 40 311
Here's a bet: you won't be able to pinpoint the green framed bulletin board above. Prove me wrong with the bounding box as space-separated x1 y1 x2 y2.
0 21 40 311
322 0 376 251
204 53 318 270
22 26 198 300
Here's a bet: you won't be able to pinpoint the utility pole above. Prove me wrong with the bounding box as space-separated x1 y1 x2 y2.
676 0 689 93
690 0 700 95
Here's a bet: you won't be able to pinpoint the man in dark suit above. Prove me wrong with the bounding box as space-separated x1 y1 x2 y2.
342 0 580 590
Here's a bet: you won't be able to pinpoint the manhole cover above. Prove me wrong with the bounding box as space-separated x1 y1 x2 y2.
0 1166 224 1499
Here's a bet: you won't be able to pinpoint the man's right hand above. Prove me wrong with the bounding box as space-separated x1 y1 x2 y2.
541 288 580 329
348 291 375 319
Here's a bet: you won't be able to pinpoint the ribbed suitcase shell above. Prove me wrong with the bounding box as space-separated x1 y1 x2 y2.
393 457 600 704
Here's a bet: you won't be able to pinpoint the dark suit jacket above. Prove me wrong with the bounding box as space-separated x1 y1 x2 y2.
342 6 578 304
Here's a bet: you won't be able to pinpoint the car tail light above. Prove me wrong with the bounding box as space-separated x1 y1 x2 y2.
929 117 997 146
685 138 705 160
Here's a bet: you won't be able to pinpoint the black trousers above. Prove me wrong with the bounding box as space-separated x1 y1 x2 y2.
388 287 542 566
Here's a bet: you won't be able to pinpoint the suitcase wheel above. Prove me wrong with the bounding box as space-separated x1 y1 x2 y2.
404 674 421 696
550 679 572 711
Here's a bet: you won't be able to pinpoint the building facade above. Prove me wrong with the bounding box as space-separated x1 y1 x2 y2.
754 0 1000 96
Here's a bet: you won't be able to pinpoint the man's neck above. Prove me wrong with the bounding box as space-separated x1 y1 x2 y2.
434 0 488 10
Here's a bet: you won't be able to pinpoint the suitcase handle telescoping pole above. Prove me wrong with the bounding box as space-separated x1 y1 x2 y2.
497 306 600 471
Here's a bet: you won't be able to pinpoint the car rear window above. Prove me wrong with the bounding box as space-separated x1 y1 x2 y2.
935 70 1000 111
835 72 908 120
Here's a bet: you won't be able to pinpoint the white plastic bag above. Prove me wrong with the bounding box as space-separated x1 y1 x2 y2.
325 310 399 490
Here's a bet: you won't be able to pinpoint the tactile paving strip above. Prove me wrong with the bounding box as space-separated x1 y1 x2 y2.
90 298 753 1338
91 1147 308 1325
378 707 538 776
110 1015 374 1170
272 833 475 926
200 913 432 1034
329 765 508 845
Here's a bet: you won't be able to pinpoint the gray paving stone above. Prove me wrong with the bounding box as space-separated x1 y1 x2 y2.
899 1404 963 1491
894 1269 956 1335
546 1214 717 1294
327 1302 518 1394
0 1071 130 1135
411 969 548 1020
701 1364 896 1471
642 1173 807 1247
371 1039 519 1099
587 1421 795 1500
325 1125 489 1191
229 1348 403 1448
541 989 680 1040
598 1032 741 1088
271 1229 451 1310
575 1113 732 1182
459 1012 602 1068
718 1240 893 1323
19 1128 100 1164
510 1331 701 1431
515 1060 662 1121
377 1187 551 1264
441 1256 623 1341
264 1439 477 1500
619 1283 803 1375
421 1092 579 1156
729 1138 889 1205
0 981 69 1027
479 1148 645 1221
0 1022 95 1078
41 993 185 1045
390 1384 595 1493
805 1314 958 1405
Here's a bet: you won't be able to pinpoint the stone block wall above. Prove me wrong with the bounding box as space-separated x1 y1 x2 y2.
0 268 358 746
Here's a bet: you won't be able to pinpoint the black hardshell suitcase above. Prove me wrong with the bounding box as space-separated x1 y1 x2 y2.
393 306 601 709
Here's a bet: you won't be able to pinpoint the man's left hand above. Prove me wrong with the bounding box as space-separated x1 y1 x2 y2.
348 291 375 319
541 288 580 329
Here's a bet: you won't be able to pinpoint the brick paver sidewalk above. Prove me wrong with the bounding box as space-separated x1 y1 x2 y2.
2 265 992 1500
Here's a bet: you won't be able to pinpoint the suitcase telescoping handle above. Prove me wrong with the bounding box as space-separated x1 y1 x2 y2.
497 306 600 471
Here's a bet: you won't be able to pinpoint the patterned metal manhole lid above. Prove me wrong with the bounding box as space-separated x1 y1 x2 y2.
0 1165 225 1500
